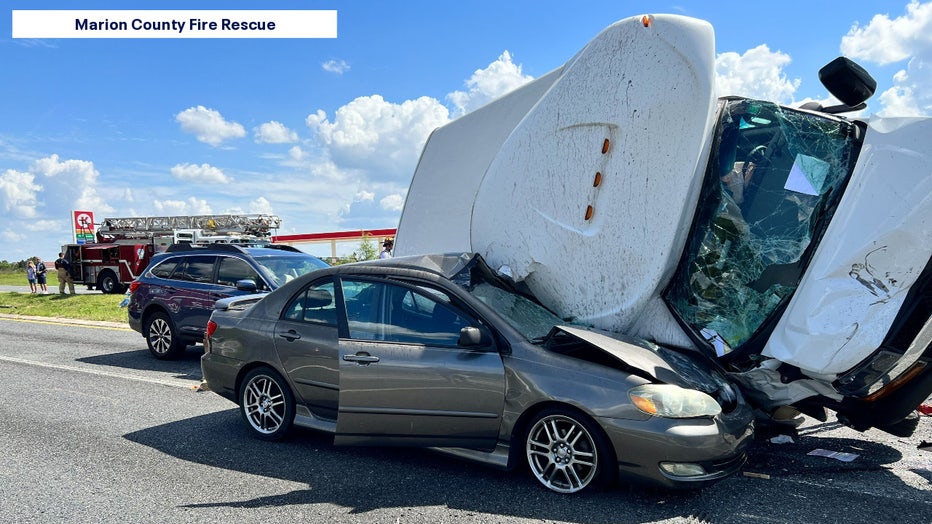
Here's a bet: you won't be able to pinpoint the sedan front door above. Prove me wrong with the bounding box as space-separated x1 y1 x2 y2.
335 278 505 450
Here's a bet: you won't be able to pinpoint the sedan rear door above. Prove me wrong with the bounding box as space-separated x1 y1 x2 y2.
335 277 505 450
272 278 340 421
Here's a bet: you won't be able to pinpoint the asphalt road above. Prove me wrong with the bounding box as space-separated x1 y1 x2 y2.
0 315 930 523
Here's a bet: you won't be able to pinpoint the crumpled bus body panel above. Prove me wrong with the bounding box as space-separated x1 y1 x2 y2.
763 117 932 375
397 14 715 342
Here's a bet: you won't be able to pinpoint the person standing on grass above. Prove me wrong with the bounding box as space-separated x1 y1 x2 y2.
26 261 38 293
54 252 76 295
35 256 48 294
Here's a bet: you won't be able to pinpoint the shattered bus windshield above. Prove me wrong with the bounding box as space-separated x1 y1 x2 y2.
665 99 862 357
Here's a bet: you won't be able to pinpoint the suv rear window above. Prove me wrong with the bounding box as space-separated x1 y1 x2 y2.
177 256 216 283
150 258 178 278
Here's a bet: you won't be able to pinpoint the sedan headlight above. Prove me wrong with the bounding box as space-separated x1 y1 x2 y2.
628 384 722 418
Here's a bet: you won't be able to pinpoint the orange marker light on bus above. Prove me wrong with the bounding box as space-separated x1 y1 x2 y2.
593 172 602 187
642 15 653 28
602 138 610 154
585 205 594 221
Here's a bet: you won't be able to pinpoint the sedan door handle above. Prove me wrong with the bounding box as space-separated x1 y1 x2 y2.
278 330 301 342
343 353 380 364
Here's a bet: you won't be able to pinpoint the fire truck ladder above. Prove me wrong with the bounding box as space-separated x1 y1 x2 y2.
96 214 282 241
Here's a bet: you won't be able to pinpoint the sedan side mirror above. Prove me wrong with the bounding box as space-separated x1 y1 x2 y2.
458 326 491 347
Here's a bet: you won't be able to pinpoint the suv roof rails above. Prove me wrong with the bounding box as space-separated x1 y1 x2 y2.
164 242 304 254
166 243 248 254
258 244 303 253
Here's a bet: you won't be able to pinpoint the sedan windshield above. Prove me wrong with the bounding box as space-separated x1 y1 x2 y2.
466 281 565 341
255 255 329 287
665 99 861 356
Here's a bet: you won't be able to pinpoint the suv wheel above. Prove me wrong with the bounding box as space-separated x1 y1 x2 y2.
145 311 185 359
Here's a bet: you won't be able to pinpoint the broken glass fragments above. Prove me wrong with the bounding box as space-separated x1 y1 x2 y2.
666 99 860 357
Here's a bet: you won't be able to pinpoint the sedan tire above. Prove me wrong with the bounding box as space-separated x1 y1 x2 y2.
145 311 185 360
239 367 295 441
525 408 615 494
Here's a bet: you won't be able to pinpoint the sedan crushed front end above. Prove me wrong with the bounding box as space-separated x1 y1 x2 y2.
202 253 754 493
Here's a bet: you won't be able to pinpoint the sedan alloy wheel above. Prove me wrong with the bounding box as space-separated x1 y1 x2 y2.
239 367 295 441
526 410 608 493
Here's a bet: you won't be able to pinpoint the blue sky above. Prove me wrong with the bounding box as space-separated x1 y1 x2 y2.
1 1 930 262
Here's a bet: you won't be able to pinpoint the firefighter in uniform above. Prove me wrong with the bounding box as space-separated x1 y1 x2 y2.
55 252 76 295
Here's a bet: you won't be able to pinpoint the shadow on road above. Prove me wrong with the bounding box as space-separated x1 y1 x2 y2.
123 410 932 523
78 346 203 382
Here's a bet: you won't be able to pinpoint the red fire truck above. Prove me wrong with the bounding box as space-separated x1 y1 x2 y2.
61 214 282 293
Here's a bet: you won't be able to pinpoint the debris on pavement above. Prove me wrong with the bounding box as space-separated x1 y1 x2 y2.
743 471 771 479
808 448 859 462
769 434 795 444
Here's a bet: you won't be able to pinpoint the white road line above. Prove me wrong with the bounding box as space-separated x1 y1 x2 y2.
0 355 200 390
0 313 131 330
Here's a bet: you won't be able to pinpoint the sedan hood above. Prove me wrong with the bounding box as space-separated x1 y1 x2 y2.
552 325 731 396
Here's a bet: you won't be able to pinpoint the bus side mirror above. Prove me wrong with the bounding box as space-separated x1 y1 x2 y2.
819 57 876 108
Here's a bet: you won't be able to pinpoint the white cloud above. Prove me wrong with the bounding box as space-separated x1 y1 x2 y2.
840 1 932 116
0 154 114 260
322 59 350 75
306 95 450 179
25 219 60 232
153 197 212 215
254 121 299 144
0 229 25 244
447 51 534 116
878 83 922 116
294 52 539 233
379 193 405 211
249 196 275 215
715 45 801 104
288 146 306 161
170 163 230 184
31 154 111 213
0 168 41 218
175 105 246 146
355 190 374 202
841 1 932 65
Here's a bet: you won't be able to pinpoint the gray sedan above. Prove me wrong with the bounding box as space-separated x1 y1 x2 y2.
201 253 754 493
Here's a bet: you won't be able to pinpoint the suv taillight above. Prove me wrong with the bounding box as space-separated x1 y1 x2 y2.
129 280 141 294
205 320 217 339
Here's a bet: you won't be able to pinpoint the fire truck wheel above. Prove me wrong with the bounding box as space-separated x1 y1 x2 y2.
98 270 124 294
145 311 184 359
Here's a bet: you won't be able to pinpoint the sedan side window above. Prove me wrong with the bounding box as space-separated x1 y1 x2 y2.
342 278 471 346
284 281 337 326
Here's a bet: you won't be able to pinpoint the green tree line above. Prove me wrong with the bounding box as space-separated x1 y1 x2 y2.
0 260 30 271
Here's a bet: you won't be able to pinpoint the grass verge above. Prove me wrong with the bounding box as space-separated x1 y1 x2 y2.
0 292 127 323
0 270 27 286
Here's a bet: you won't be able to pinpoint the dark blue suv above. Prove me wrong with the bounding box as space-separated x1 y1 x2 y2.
127 243 329 359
